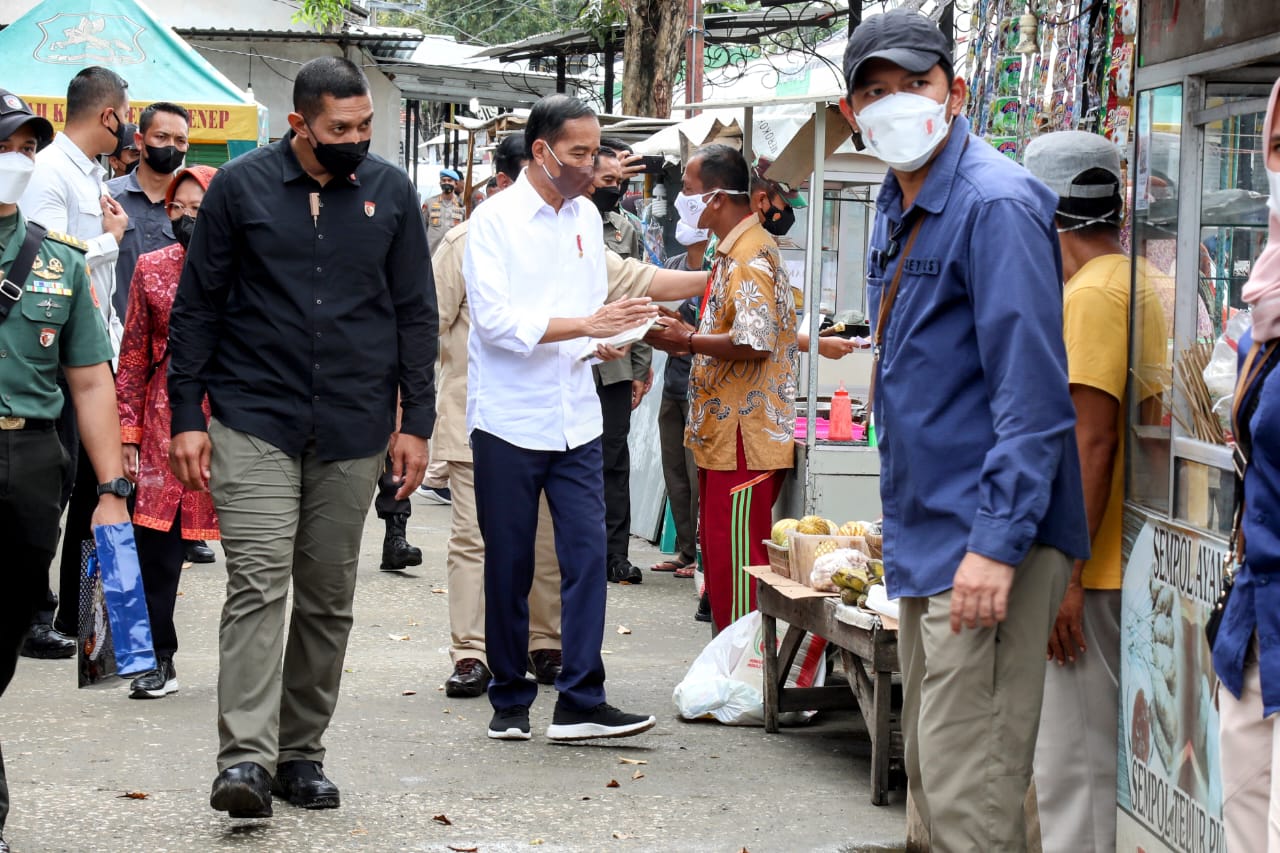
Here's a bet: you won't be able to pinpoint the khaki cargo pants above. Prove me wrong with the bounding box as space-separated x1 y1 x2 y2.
209 418 383 773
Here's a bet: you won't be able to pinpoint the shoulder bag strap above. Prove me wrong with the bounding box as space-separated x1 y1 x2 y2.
866 215 926 414
0 220 48 322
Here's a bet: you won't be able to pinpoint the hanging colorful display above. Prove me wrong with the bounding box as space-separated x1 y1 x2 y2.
962 0 1138 159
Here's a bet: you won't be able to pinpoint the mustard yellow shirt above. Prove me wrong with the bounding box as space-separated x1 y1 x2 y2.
1063 254 1166 589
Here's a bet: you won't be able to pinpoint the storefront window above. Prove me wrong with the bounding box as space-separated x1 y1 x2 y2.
1130 85 1181 515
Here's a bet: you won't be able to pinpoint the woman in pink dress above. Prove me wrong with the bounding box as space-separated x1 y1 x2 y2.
116 165 219 699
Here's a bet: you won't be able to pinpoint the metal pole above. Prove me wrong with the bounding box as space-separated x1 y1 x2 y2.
939 1 955 52
557 55 567 94
848 1 861 35
604 38 616 113
804 101 826 469
685 0 705 116
411 100 420 185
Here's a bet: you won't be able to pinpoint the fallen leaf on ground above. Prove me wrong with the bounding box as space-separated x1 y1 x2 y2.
447 846 478 852
632 770 645 780
402 690 417 696
388 633 411 641
432 588 447 594
617 758 647 765
737 848 750 853
602 650 614 655
433 814 453 826
616 625 632 635
531 841 545 846
350 827 368 836
118 791 148 799
612 831 638 839
605 779 620 788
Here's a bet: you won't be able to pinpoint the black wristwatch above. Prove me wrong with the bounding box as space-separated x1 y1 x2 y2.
96 477 133 498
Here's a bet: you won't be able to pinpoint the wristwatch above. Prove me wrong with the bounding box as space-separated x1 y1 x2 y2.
96 477 133 498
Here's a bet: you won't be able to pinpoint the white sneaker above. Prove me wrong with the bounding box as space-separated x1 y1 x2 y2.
415 486 452 505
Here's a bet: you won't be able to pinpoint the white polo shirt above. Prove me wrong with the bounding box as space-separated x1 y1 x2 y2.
464 170 608 451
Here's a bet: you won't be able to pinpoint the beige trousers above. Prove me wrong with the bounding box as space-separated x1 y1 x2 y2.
423 438 449 489
898 545 1068 853
1033 589 1121 853
445 460 561 666
1219 640 1280 852
208 419 383 773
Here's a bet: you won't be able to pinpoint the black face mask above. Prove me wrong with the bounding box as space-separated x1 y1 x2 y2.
592 185 623 215
305 124 369 178
440 182 455 195
144 144 184 175
173 214 197 250
108 111 130 150
761 203 796 236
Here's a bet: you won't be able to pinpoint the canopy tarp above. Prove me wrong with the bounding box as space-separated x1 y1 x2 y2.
0 0 264 148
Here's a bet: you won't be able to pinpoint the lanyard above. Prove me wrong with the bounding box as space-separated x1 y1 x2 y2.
866 215 926 413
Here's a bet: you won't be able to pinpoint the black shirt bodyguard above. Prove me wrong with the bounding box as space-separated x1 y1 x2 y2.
168 134 438 460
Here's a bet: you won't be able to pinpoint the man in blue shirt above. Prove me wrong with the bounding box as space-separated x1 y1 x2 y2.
838 10 1090 850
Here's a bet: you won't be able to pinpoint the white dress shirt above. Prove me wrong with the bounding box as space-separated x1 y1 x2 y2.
464 170 608 451
21 132 123 356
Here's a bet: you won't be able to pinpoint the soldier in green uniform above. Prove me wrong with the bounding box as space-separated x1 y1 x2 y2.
0 89 130 853
424 167 465 253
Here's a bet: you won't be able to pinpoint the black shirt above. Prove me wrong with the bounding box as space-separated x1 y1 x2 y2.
168 134 437 460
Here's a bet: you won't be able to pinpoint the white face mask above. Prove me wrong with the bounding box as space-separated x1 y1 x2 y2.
1268 167 1280 219
0 150 34 205
674 188 745 231
853 92 952 173
675 220 709 246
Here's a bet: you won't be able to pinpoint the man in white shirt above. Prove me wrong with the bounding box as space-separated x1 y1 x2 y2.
19 65 130 660
464 95 659 742
21 66 129 352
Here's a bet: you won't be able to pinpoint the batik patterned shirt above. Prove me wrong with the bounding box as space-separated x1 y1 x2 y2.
685 215 798 471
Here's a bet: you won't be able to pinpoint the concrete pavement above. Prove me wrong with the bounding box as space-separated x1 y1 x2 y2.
2 495 908 852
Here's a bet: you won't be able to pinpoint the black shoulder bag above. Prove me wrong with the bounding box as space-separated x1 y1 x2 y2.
0 220 48 322
1206 338 1280 648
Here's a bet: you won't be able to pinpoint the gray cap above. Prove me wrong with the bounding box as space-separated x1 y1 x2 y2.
1023 131 1123 200
843 8 953 91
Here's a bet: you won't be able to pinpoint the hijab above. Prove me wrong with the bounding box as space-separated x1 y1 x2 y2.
1242 77 1280 342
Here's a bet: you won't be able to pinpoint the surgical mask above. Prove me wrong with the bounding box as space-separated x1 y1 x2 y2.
675 220 709 246
173 214 197 250
592 185 623 215
1268 168 1280 219
0 151 35 204
144 144 184 175
675 188 745 231
853 92 952 173
306 124 369 178
761 203 796 236
541 143 595 200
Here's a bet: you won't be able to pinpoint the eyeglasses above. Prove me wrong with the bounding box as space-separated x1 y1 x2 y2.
165 202 201 216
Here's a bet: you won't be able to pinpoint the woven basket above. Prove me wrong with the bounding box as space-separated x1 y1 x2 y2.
864 533 883 560
764 540 791 578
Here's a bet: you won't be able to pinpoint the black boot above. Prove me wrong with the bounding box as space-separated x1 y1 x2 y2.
380 514 422 572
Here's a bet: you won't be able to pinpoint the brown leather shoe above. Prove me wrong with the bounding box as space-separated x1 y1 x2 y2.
528 648 562 685
445 658 491 698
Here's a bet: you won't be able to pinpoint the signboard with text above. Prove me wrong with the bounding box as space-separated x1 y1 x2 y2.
1117 508 1227 853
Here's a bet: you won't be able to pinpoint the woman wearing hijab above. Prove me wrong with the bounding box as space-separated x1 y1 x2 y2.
116 165 220 700
1211 76 1280 851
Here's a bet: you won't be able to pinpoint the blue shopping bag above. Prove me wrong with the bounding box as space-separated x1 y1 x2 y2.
93 522 156 676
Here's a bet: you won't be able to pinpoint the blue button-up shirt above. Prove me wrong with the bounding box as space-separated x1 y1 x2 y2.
107 169 176 317
1212 328 1280 714
868 115 1090 598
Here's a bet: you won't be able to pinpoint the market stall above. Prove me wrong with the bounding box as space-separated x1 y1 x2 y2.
0 0 266 163
1118 5 1280 850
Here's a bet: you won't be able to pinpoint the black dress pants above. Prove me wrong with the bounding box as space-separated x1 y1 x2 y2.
135 511 186 660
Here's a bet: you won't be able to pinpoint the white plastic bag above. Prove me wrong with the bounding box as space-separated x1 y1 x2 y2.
672 611 827 726
1204 309 1252 401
